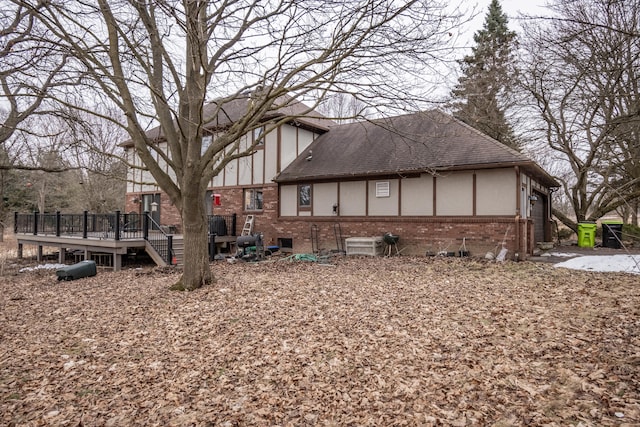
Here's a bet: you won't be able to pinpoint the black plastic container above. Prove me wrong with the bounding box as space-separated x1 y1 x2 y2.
56 260 97 281
602 221 623 249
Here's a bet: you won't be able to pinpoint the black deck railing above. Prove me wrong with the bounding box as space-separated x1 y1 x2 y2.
144 213 173 265
14 211 148 240
15 211 239 265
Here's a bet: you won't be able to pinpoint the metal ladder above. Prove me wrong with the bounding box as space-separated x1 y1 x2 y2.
310 224 319 254
334 223 345 254
241 215 254 236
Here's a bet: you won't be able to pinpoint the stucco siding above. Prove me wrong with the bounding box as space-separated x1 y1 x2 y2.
339 181 366 216
476 169 516 215
252 149 265 184
313 183 338 216
368 179 399 216
237 135 252 185
264 131 278 181
281 125 298 170
211 158 223 187
126 149 136 192
297 128 315 154
224 160 238 186
401 174 434 216
436 172 473 216
280 185 297 216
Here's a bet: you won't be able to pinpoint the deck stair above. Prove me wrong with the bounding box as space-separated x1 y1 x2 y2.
145 241 168 267
171 236 184 266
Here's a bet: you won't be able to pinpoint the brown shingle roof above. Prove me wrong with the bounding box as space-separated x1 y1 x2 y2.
275 110 558 187
121 93 333 147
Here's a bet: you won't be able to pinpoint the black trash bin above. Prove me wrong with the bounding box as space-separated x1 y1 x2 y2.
602 220 623 249
209 216 227 236
56 260 97 281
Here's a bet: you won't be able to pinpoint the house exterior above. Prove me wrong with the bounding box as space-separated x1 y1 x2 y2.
123 103 558 260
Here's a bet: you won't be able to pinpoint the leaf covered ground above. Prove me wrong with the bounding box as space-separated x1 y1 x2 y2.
1 256 639 426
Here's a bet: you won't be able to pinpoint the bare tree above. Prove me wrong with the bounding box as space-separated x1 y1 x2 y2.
0 2 78 239
318 92 369 124
66 108 127 213
24 0 462 290
520 0 640 231
0 2 69 145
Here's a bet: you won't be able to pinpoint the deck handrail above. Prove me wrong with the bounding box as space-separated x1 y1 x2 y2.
14 211 148 240
144 213 173 265
14 211 239 265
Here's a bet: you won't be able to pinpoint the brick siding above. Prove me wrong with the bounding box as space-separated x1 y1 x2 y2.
126 184 533 260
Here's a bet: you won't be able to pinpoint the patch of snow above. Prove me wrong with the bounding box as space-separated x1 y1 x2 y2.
548 252 581 258
19 263 67 273
554 255 640 275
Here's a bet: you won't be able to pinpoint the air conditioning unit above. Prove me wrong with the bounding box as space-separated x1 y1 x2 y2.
345 237 384 256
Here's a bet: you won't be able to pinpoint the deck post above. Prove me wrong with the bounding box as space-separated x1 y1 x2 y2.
37 245 43 262
58 247 66 263
115 210 121 241
83 211 88 238
231 213 237 236
17 243 23 259
113 252 122 271
14 212 18 234
56 211 61 237
33 211 38 235
143 211 149 240
209 233 216 261
167 234 173 264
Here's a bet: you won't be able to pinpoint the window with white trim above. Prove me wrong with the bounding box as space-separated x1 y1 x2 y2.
244 188 263 211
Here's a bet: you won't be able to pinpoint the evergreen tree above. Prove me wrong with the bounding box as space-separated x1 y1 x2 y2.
451 0 519 150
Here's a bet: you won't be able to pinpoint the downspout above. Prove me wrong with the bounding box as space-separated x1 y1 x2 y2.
549 186 559 242
515 166 520 259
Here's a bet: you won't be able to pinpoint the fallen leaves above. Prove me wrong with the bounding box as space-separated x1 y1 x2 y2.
0 256 639 426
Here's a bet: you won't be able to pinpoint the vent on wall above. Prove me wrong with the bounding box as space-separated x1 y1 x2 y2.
376 181 390 198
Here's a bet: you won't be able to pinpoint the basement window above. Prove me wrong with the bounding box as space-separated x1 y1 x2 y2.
376 181 390 198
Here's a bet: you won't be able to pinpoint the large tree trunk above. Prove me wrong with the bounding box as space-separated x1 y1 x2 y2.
552 207 578 233
172 183 212 291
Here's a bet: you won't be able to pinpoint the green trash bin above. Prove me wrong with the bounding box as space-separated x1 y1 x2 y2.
56 260 97 281
577 222 597 248
602 220 623 249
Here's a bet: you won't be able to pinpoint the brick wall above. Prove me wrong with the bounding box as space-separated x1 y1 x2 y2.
126 185 532 260
210 185 527 259
268 217 523 259
124 193 181 231
160 196 181 229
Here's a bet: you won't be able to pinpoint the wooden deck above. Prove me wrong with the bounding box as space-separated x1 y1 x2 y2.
16 233 148 271
16 232 239 271
14 212 240 270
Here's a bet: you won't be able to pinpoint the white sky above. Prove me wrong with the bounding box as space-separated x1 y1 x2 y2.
436 0 550 99
462 0 549 44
